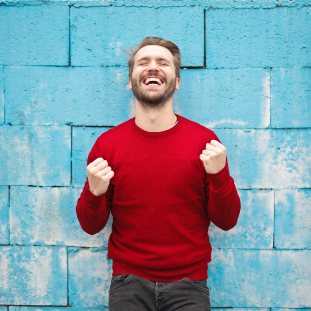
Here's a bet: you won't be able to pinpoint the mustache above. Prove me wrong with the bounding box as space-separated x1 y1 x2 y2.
139 72 166 83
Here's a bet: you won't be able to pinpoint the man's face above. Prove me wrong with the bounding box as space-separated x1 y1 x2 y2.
129 45 180 108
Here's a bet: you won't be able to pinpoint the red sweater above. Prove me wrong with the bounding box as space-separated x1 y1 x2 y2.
76 115 241 282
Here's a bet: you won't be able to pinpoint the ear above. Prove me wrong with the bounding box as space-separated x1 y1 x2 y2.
128 77 132 90
175 77 180 90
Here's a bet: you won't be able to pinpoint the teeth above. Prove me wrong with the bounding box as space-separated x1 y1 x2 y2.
145 77 163 85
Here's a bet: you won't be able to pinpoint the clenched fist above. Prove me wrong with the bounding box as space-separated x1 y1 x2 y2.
87 158 114 196
200 140 226 174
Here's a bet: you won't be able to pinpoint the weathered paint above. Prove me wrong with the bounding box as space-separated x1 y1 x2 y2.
5 66 132 126
207 249 311 307
1 2 311 309
0 126 71 186
0 6 68 66
206 7 311 69
71 6 204 67
68 248 112 307
174 69 270 128
10 186 112 247
209 190 274 249
214 129 311 188
275 189 311 249
271 68 311 128
0 187 9 245
72 127 112 186
0 246 67 305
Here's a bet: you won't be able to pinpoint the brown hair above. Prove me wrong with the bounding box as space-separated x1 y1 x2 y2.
125 37 182 78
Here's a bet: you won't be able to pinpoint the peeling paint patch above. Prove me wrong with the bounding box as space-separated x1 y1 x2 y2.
10 186 112 247
275 189 311 249
0 187 9 244
69 248 112 307
0 246 67 305
209 190 274 249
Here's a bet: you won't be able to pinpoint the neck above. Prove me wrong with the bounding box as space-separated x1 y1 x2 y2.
134 99 177 132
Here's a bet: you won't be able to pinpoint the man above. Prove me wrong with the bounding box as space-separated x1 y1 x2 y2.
76 37 241 311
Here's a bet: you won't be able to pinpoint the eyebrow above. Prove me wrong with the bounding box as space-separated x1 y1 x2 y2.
136 56 171 63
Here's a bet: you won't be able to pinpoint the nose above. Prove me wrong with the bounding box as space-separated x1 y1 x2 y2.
148 60 159 71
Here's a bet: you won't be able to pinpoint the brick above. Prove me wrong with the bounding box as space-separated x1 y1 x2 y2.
174 69 270 128
206 7 311 69
207 249 311 307
209 190 274 249
10 186 112 247
0 64 3 124
0 187 9 245
275 189 311 249
71 7 204 67
214 129 311 188
5 66 132 126
0 246 67 305
0 126 70 186
271 68 311 128
72 127 111 187
0 6 68 66
69 248 112 307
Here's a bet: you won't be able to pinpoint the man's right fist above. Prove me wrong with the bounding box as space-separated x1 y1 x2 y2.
86 158 114 196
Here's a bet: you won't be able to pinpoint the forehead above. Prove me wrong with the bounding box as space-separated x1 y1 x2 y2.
134 45 174 63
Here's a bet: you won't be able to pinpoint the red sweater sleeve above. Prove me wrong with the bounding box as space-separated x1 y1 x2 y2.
76 139 113 235
205 158 241 231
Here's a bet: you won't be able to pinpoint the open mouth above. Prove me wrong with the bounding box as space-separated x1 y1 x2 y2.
143 77 164 86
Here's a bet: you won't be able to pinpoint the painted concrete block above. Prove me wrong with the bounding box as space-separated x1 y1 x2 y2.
0 246 67 305
72 127 111 187
0 126 70 186
71 6 204 67
271 68 311 128
10 186 112 247
10 308 107 311
207 249 311 307
5 66 132 126
0 6 68 66
0 64 3 124
174 69 270 128
0 187 9 245
275 189 311 249
214 129 311 188
0 307 8 311
69 248 112 307
206 7 311 69
212 309 269 311
209 190 274 249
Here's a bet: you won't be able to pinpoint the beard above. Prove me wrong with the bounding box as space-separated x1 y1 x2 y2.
131 72 177 109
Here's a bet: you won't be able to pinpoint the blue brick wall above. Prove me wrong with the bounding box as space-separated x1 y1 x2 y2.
0 1 310 310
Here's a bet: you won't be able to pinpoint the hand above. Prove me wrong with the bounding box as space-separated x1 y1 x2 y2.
200 140 226 174
86 158 114 196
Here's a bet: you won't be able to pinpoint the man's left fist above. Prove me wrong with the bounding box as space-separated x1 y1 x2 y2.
200 140 227 174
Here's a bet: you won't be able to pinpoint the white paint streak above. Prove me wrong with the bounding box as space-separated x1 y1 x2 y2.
204 119 247 128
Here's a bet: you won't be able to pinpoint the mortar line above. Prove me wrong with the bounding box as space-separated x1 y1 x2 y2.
8 185 10 244
66 246 70 306
204 8 206 68
68 5 71 67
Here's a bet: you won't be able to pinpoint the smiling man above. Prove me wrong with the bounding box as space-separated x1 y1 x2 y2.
76 37 241 311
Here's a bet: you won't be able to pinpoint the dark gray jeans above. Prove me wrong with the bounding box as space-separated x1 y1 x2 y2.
108 274 211 311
